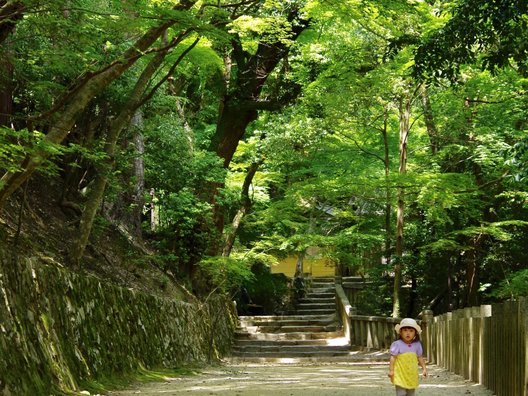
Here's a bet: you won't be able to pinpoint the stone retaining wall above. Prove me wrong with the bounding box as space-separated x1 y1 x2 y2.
0 256 237 395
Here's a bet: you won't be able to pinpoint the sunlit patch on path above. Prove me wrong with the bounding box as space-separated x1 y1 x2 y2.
108 363 495 396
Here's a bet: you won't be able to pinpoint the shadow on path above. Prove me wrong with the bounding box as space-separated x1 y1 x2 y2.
108 363 495 396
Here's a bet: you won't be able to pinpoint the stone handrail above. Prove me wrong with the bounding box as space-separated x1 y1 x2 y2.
335 284 424 350
335 284 354 346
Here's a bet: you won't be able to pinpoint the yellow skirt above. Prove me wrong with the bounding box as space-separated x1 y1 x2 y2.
393 352 419 389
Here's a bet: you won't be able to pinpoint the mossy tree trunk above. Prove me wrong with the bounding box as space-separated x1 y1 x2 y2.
0 45 14 127
420 85 439 155
206 11 308 254
222 159 262 257
381 106 392 270
393 94 411 318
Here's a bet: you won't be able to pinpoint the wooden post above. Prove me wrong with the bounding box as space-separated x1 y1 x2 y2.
521 298 527 396
421 309 434 363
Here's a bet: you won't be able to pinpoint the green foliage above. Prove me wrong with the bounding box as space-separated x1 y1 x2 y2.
233 253 289 315
148 188 214 271
196 256 255 295
0 127 34 173
414 0 528 82
506 137 528 185
492 269 528 299
0 127 79 177
357 265 393 316
8 0 147 114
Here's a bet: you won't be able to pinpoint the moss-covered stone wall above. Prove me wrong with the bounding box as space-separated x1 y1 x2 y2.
0 256 237 395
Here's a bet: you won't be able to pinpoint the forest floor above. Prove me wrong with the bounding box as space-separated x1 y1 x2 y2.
108 361 495 396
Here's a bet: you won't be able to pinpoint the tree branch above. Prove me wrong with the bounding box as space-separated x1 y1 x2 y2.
138 35 200 108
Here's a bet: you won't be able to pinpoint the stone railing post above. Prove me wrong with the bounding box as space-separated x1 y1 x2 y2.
335 284 353 347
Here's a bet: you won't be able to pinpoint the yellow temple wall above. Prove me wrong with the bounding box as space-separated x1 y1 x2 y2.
271 255 335 278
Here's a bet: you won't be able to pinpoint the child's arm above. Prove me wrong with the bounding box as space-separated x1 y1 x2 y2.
388 355 396 383
418 355 428 378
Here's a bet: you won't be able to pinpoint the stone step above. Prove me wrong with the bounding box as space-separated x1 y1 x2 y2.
297 301 336 311
296 303 335 307
231 277 344 362
239 324 340 333
297 303 335 310
234 337 349 347
299 295 335 303
308 285 335 291
231 349 352 358
311 277 336 284
235 330 344 341
303 298 334 304
233 344 350 354
304 291 335 298
239 317 336 328
295 308 336 315
307 285 335 289
306 291 335 297
226 351 391 364
312 282 335 290
304 297 334 303
238 316 337 332
239 314 333 322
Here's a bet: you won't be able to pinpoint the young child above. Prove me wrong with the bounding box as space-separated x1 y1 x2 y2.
388 318 428 396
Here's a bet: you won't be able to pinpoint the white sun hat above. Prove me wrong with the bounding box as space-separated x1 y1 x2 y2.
395 318 422 334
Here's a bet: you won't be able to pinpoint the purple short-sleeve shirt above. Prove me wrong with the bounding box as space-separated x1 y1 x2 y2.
390 339 423 357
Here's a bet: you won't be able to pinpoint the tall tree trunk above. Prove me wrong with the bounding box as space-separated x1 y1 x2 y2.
381 106 392 267
222 159 262 257
0 45 13 127
393 95 411 318
465 235 481 306
70 126 120 264
149 188 159 232
294 250 306 278
168 73 195 153
131 111 145 238
420 85 439 155
407 273 418 317
0 0 197 209
447 256 454 311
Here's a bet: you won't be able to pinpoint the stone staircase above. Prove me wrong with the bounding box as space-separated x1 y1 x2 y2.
295 277 337 315
230 277 352 362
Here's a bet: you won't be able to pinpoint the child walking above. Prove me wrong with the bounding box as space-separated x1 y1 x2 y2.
388 318 428 396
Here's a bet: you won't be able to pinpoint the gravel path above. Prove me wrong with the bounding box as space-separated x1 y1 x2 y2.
108 362 495 396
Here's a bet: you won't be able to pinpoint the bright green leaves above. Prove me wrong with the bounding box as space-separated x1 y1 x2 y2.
416 173 478 228
0 127 91 177
507 141 528 184
229 15 293 43
493 268 528 299
197 256 255 295
414 0 528 82
0 128 38 173
0 126 111 188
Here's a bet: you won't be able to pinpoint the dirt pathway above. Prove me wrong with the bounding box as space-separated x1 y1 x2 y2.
108 362 495 396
